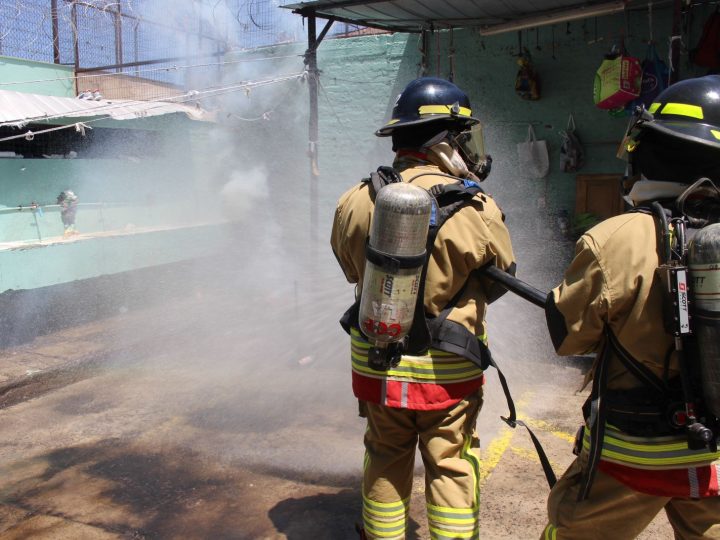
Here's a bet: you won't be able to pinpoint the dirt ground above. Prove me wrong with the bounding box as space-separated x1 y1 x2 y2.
0 257 676 539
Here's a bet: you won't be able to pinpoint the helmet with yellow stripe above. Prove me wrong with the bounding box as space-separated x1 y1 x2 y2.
375 77 479 137
626 75 720 184
643 74 720 150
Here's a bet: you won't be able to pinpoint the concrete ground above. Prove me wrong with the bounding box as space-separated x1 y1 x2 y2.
0 284 675 539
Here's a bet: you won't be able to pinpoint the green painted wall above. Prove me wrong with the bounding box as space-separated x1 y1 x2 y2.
227 4 717 287
0 121 222 244
0 56 75 97
0 114 243 292
0 223 232 291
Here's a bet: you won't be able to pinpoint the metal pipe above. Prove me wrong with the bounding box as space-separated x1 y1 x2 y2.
114 3 123 74
479 1 626 36
51 0 61 64
32 208 42 242
71 1 80 76
306 11 319 241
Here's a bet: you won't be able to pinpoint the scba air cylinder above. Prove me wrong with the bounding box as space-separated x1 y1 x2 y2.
688 223 720 418
359 182 432 368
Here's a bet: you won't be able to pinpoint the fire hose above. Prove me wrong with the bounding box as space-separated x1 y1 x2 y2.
482 265 548 309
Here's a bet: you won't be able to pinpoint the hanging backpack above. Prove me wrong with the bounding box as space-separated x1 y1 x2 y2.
593 46 642 110
691 8 720 70
626 42 669 112
559 114 585 173
515 48 541 101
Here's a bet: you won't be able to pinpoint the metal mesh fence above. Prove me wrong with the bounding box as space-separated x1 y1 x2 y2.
0 0 364 100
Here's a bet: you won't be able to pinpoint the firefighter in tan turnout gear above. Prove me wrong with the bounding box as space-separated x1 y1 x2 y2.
331 77 515 539
541 76 720 539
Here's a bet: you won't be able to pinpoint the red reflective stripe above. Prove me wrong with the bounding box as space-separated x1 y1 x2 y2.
599 460 720 498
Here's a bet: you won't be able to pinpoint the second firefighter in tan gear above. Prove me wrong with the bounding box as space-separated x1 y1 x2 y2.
541 75 720 539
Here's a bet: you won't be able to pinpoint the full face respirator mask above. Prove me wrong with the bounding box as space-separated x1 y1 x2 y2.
425 124 492 181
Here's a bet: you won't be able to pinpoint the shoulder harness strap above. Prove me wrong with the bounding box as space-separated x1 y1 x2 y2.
362 165 403 199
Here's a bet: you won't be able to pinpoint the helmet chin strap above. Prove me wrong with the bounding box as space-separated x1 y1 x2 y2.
426 141 470 178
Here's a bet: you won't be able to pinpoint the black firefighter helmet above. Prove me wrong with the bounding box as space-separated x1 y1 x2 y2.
628 75 720 183
644 74 720 150
375 77 479 137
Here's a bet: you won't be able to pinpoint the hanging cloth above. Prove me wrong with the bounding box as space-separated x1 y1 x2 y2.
517 124 550 178
559 114 585 173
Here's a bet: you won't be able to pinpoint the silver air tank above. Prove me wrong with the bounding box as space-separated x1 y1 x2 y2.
359 182 432 369
688 223 720 418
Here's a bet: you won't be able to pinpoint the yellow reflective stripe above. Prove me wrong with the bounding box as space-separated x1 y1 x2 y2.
583 427 720 467
712 129 720 140
349 329 484 381
418 104 473 117
648 102 661 114
660 102 704 119
426 504 478 515
428 516 476 525
462 433 480 508
363 517 405 538
363 505 407 519
362 493 409 511
607 433 693 452
429 525 478 539
363 495 407 538
544 524 558 540
351 350 478 371
350 328 485 382
426 440 480 534
351 339 454 357
351 356 483 381
426 504 477 525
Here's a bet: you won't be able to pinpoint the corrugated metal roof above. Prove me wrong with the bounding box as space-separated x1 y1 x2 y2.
0 89 210 127
281 0 629 35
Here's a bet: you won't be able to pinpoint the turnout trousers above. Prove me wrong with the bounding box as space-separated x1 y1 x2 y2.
360 388 483 540
541 452 720 540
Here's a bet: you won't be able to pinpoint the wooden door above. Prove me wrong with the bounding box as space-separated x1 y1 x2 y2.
575 174 625 219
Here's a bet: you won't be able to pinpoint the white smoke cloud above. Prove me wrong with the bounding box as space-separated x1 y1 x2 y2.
219 165 270 220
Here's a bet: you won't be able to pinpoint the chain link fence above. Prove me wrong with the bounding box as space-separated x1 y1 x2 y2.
0 0 365 100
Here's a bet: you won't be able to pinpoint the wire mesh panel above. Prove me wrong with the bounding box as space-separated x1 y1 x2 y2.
0 1 307 97
0 0 55 61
